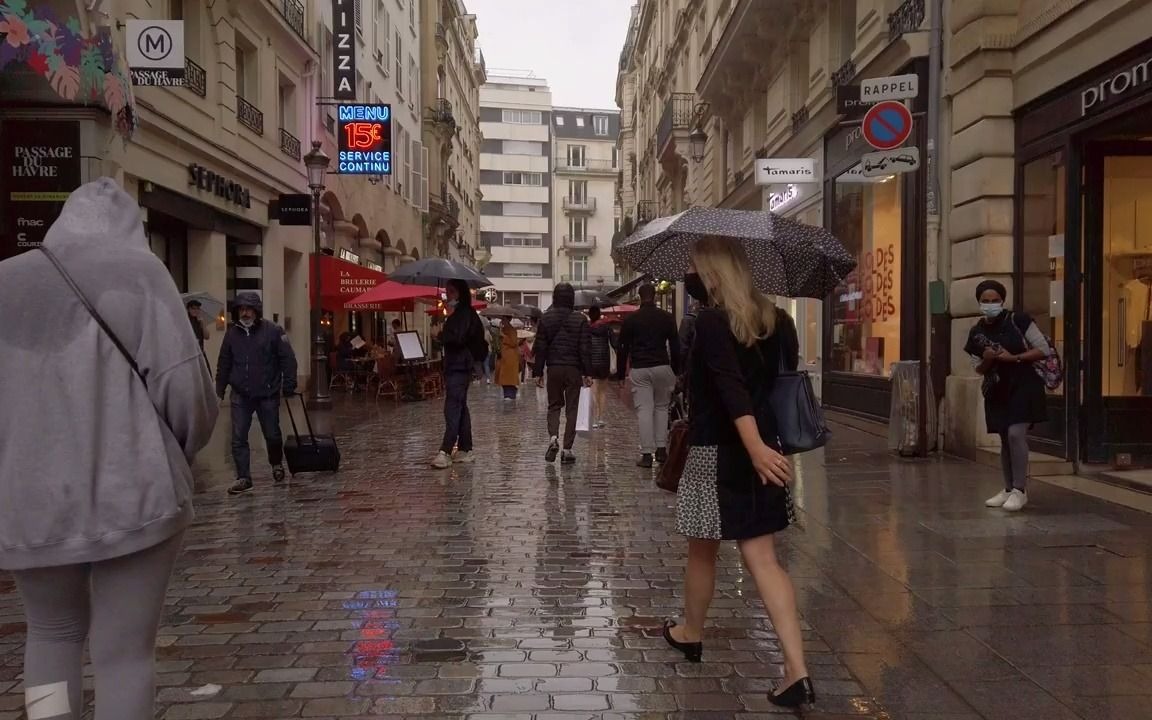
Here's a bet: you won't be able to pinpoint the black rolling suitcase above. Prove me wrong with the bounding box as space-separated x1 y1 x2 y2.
283 394 341 475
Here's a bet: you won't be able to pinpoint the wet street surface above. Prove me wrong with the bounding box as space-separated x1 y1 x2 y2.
3 383 1152 719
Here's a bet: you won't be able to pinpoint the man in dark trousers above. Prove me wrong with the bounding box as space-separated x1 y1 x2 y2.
616 283 680 468
216 292 298 495
533 283 592 464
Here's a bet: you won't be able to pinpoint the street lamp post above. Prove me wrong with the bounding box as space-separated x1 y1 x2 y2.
304 141 332 407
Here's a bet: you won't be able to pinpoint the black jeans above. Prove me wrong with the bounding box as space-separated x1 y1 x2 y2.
230 394 283 479
547 366 583 450
440 371 474 454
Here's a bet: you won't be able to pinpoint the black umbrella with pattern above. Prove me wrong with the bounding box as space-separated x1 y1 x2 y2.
617 207 856 299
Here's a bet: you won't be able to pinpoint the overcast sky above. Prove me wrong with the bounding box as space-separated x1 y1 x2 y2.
466 0 634 110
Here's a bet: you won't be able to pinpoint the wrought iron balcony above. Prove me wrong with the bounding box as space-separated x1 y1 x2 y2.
831 58 856 87
562 273 618 287
791 105 809 133
427 98 455 127
562 196 597 213
637 200 658 223
185 57 206 97
657 92 694 154
562 235 597 250
888 0 926 42
279 128 301 161
280 0 306 40
553 157 616 173
237 97 264 136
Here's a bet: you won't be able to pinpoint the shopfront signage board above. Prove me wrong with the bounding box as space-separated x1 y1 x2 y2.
0 120 82 259
188 164 252 208
754 158 817 185
860 147 921 177
862 101 913 150
337 104 393 175
276 193 312 226
860 74 919 103
835 84 871 119
126 20 185 86
332 0 357 101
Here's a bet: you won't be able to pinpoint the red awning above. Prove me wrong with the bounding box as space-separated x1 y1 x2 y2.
311 255 388 310
344 281 440 311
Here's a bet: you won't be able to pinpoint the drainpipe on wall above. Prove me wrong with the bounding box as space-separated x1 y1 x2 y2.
924 0 948 452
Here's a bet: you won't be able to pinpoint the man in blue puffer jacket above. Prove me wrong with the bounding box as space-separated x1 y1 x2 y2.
216 292 298 495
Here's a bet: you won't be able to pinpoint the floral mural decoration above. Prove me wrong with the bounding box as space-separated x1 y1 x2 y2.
0 0 138 138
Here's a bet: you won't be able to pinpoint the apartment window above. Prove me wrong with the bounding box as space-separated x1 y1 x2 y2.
568 216 587 240
593 116 609 136
395 31 403 94
170 0 200 61
555 116 565 126
278 79 296 133
567 145 586 167
502 109 542 125
408 57 417 106
838 0 857 61
504 202 542 217
376 2 390 72
612 147 619 168
569 257 588 282
408 0 415 29
394 123 405 197
576 116 585 127
234 35 257 100
503 172 542 186
569 180 588 203
503 234 543 247
354 0 363 34
502 140 542 155
504 263 544 278
521 293 540 307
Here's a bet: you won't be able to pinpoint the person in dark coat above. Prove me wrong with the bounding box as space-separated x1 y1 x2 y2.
187 299 210 370
964 280 1050 512
216 292 298 495
432 279 486 469
533 283 593 463
586 306 614 429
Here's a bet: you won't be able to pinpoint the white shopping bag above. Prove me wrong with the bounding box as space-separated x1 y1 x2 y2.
575 386 592 432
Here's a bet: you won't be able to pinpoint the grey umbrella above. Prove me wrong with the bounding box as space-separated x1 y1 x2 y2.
617 207 856 299
572 289 615 309
389 258 491 289
512 304 543 320
480 304 525 318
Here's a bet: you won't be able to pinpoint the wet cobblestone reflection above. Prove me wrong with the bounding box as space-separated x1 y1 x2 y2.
3 383 1152 719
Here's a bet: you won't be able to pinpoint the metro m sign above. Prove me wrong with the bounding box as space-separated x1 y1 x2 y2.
332 0 357 101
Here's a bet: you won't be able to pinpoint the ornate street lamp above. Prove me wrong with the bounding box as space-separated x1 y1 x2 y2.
304 141 332 406
689 125 708 163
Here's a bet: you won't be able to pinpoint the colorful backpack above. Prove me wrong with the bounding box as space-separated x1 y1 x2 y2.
1012 313 1063 390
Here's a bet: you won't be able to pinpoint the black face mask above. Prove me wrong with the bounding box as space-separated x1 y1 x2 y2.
684 272 709 303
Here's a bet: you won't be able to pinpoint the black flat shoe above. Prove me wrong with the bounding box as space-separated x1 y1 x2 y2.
769 676 816 708
662 620 702 663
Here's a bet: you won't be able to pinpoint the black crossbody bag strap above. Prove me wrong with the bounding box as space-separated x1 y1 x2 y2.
40 247 151 387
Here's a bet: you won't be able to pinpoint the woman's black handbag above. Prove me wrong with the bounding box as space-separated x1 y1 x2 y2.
755 340 830 456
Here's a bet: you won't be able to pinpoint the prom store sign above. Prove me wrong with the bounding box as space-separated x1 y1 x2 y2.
336 104 392 175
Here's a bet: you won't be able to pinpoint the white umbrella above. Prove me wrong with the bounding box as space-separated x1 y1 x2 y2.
181 292 225 319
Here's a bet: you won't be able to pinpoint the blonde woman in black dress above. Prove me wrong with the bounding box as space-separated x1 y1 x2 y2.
663 237 814 709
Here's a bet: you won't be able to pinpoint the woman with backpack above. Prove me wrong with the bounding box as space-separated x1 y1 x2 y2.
965 280 1051 512
431 279 485 469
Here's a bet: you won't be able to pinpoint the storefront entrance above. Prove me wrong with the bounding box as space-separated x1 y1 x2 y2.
1016 39 1152 465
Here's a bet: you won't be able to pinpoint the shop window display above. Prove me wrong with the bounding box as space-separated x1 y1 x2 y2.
1019 153 1066 396
829 173 902 377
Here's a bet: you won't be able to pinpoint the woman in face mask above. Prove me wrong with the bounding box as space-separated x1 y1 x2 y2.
964 280 1051 512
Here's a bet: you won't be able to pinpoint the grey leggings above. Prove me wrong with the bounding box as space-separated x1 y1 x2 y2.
999 423 1030 492
13 532 183 720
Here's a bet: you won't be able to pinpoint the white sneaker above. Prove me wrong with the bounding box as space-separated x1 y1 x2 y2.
453 451 475 464
431 451 452 469
1002 489 1028 512
985 490 1012 508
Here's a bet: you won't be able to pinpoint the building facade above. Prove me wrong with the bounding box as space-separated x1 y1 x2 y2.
551 107 622 294
479 72 554 308
421 0 485 266
945 0 1152 468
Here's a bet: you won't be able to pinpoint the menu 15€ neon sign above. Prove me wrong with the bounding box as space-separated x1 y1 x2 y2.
337 104 392 175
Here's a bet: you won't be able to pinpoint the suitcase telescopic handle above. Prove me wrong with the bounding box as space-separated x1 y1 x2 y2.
283 393 319 447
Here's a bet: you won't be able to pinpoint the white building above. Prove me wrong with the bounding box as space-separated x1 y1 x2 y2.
550 107 622 293
479 71 554 308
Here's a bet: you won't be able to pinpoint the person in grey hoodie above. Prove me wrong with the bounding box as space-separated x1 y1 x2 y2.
0 178 219 720
216 291 298 495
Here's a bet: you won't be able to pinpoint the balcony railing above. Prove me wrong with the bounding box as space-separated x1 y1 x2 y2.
427 97 455 126
562 273 618 286
553 157 616 173
637 201 658 223
562 196 597 213
279 128 301 160
562 235 597 250
657 92 694 153
888 0 926 42
237 97 264 135
185 57 206 97
280 0 306 40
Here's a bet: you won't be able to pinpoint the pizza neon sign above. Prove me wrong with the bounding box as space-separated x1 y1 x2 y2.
337 104 392 175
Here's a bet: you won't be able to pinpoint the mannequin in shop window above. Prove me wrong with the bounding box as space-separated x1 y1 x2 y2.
965 280 1050 513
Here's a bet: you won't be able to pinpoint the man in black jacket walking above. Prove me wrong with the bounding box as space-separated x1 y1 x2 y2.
616 284 680 468
216 292 298 495
533 283 592 464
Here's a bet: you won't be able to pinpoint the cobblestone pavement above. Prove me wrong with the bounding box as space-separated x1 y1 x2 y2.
3 382 1152 720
